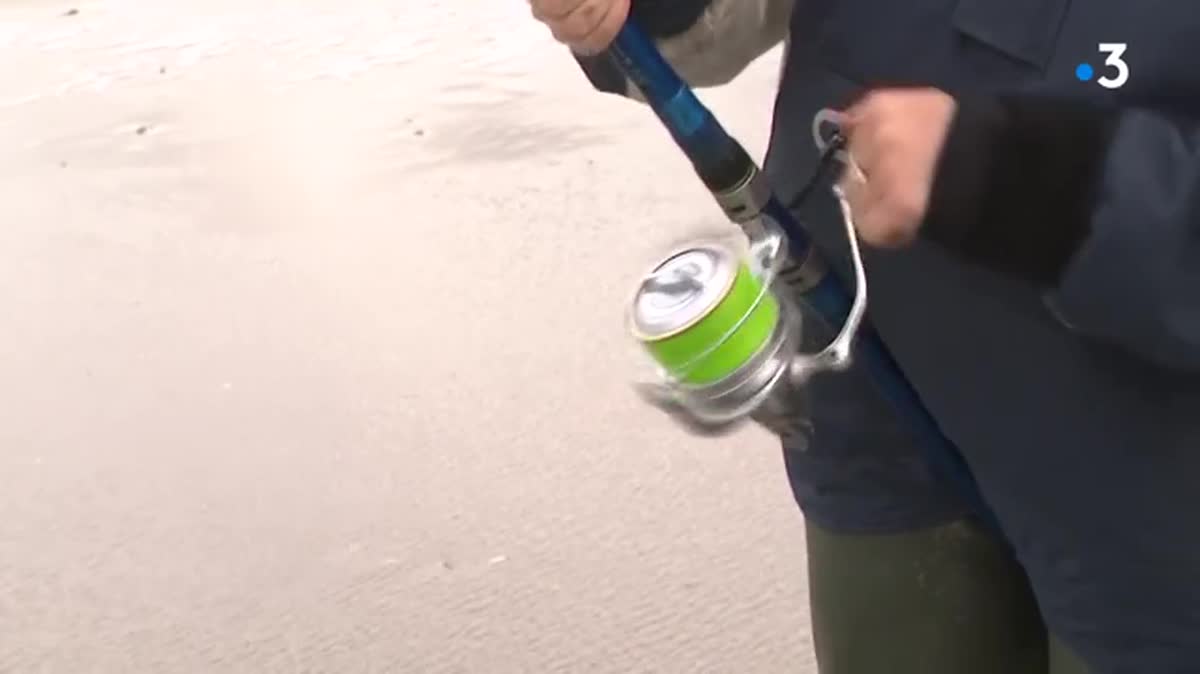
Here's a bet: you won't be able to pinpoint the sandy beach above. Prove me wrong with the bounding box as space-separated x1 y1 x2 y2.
0 2 814 671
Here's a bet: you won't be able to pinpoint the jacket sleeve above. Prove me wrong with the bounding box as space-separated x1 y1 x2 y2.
921 95 1200 373
573 0 794 98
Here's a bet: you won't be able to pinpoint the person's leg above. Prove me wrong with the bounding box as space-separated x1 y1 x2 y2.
806 518 1049 674
1047 637 1091 674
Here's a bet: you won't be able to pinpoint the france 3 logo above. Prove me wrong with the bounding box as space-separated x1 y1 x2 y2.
1074 43 1129 90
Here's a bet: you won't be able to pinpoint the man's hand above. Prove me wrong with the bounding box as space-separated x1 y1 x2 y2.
838 88 957 247
530 0 631 55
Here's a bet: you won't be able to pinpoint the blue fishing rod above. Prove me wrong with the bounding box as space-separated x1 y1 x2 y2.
610 22 1002 536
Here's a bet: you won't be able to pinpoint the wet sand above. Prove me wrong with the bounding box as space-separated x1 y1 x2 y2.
0 2 814 671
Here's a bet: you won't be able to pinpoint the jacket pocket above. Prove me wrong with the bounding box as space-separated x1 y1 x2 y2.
952 0 1071 72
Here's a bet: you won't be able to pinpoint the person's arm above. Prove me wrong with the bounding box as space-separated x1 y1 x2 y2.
921 96 1200 372
574 0 794 98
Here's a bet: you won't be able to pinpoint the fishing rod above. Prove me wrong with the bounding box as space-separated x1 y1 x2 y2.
607 22 1002 535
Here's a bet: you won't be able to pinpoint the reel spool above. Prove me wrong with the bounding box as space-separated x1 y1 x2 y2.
628 193 868 440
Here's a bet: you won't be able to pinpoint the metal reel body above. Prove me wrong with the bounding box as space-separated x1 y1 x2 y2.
633 196 868 440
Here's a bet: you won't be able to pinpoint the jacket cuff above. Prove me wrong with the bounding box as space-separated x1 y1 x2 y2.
921 94 1121 285
630 0 713 39
574 53 629 97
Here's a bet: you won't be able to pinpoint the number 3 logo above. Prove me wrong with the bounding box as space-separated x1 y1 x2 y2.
1097 43 1130 89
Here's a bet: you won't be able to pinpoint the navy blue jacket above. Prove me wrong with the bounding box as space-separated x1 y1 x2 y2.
579 1 1200 671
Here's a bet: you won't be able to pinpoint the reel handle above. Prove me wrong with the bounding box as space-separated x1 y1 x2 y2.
789 110 870 383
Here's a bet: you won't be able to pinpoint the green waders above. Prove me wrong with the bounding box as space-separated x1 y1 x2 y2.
806 519 1092 674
